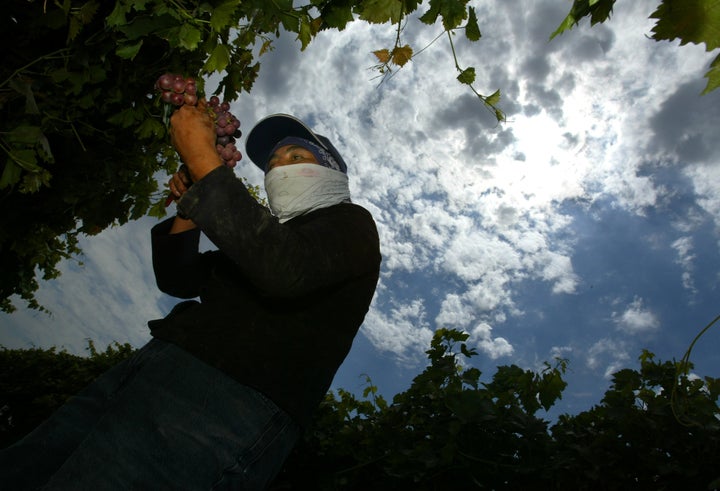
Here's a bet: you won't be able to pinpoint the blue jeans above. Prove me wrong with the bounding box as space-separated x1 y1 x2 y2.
0 339 300 490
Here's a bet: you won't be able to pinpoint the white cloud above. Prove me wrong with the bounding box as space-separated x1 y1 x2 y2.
613 297 660 334
3 0 719 417
672 236 697 294
586 338 631 379
361 299 434 365
469 322 514 359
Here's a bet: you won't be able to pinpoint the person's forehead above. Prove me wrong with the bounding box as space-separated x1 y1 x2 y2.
273 144 311 153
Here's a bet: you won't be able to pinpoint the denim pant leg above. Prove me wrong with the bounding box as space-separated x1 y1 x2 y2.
0 339 165 490
1 339 300 490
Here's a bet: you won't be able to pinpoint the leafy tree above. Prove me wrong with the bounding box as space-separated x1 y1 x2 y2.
0 340 135 449
550 350 720 490
2 328 718 489
273 328 568 489
2 0 718 313
272 329 719 490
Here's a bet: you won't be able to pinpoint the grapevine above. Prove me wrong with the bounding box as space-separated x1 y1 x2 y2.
154 73 243 206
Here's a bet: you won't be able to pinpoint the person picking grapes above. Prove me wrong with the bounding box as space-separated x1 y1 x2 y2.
0 99 381 490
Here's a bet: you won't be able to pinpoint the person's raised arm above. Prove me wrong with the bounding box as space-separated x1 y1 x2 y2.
166 165 198 234
169 98 222 182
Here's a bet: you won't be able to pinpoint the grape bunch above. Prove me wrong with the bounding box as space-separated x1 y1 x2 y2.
207 96 243 168
154 73 243 168
155 73 198 107
155 73 244 207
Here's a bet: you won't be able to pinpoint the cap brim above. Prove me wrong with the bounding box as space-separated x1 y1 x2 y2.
245 114 327 171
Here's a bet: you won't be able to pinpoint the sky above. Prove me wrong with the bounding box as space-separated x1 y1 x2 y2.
2 0 719 421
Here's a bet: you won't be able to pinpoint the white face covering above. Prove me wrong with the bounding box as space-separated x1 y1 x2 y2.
264 164 351 223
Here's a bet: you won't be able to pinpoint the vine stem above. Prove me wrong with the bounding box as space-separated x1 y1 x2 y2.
0 48 70 90
670 313 720 427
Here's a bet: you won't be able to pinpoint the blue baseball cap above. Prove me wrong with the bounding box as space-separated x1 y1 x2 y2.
245 114 348 173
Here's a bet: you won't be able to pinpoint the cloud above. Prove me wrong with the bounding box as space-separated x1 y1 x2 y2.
3 0 719 419
613 297 660 334
361 298 434 365
469 322 514 359
586 338 631 379
671 236 697 294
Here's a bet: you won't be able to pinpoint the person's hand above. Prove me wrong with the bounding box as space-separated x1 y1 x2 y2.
168 165 193 201
169 98 222 181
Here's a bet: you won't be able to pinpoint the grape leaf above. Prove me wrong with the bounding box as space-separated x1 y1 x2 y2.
374 49 391 63
420 0 469 31
298 19 314 50
8 149 41 172
392 45 413 67
457 66 475 85
105 2 129 27
210 1 238 32
0 160 22 189
119 15 177 41
20 170 52 194
178 24 202 50
204 45 231 73
115 40 143 60
465 6 481 42
650 0 720 50
137 118 166 140
703 53 720 94
419 2 440 25
485 89 501 107
320 2 355 30
359 0 403 24
550 0 615 40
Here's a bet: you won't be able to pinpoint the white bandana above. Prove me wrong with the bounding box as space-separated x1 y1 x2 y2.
264 164 351 223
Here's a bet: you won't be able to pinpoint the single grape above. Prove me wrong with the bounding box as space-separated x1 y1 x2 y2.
161 90 173 103
209 96 220 107
221 148 234 161
158 74 173 90
217 135 231 146
183 93 198 106
172 78 186 93
185 83 197 95
220 102 230 111
170 92 184 106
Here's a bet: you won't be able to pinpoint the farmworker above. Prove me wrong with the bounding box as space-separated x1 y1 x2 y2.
0 100 382 490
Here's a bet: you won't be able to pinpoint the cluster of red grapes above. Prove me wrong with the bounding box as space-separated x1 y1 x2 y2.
154 73 243 168
207 96 242 168
155 73 198 106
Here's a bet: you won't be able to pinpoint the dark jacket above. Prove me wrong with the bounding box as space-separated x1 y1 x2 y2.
148 166 381 428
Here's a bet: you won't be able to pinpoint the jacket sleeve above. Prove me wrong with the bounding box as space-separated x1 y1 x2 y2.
176 166 381 298
150 217 205 298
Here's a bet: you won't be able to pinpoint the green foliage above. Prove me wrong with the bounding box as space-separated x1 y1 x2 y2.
275 328 567 489
551 351 720 489
552 0 720 94
1 328 718 488
650 0 720 95
0 340 135 449
272 328 718 490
